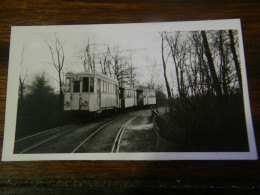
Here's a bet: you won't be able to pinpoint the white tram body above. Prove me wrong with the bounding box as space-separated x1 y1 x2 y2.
64 72 156 112
136 89 156 106
64 72 119 112
143 89 156 105
119 87 156 109
119 87 137 108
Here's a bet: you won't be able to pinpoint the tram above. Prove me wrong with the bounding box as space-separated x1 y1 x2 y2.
64 72 156 113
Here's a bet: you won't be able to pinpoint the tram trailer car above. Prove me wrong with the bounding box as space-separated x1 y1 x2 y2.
119 87 137 109
64 72 156 113
64 72 119 112
120 87 156 109
143 89 156 106
136 89 156 106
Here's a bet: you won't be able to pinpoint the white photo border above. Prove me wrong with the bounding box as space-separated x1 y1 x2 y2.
2 19 258 161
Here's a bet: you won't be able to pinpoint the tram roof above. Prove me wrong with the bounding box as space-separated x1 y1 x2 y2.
65 72 119 84
121 86 155 92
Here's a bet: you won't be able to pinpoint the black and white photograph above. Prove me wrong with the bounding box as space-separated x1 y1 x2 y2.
2 19 257 160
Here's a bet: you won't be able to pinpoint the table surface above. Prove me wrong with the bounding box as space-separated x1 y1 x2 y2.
0 0 260 192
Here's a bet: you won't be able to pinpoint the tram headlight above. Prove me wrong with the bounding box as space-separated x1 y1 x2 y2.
64 101 70 107
82 101 88 107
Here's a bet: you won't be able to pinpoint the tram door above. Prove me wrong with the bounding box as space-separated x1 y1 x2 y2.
116 85 118 106
71 80 81 110
137 89 144 106
119 87 125 108
97 79 101 107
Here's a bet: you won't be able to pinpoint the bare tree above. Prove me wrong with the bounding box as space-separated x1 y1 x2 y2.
45 33 65 112
165 32 189 98
124 52 138 88
80 39 96 73
201 31 222 97
159 32 172 99
98 45 111 75
108 45 134 87
146 58 160 89
110 45 123 85
19 46 28 103
228 30 242 91
216 30 230 95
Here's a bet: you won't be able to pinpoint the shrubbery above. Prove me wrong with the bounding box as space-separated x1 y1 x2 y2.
156 94 249 152
15 74 63 139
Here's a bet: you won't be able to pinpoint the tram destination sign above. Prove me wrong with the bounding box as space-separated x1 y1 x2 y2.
2 19 257 161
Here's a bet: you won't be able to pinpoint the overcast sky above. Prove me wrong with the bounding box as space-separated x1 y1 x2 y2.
11 19 241 92
17 22 171 91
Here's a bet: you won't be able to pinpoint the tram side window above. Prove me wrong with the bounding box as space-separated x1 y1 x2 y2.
65 78 71 92
126 90 132 98
90 77 94 92
82 77 89 92
73 81 80 93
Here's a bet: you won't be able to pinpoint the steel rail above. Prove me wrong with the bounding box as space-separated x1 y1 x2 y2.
111 114 140 153
19 131 66 154
17 124 84 154
72 114 126 153
15 125 70 143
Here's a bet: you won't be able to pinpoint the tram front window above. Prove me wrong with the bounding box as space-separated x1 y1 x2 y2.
65 78 71 92
73 81 80 93
90 77 94 92
83 77 89 92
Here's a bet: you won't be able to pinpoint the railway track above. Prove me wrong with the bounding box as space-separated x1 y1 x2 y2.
71 114 127 153
111 115 140 153
72 113 141 153
14 111 143 154
15 113 132 154
16 124 82 154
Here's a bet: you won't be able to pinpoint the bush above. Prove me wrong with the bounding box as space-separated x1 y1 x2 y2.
157 94 249 152
15 74 63 139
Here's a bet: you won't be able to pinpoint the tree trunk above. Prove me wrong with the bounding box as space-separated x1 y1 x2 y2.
58 70 63 115
228 30 242 91
218 31 228 95
160 32 172 99
201 31 222 96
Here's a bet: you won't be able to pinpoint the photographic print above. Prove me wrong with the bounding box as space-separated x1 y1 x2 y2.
2 19 257 160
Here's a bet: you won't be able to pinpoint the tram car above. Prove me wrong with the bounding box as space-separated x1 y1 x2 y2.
143 89 156 105
64 72 119 112
136 89 156 106
118 87 156 109
64 72 156 113
119 87 137 109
